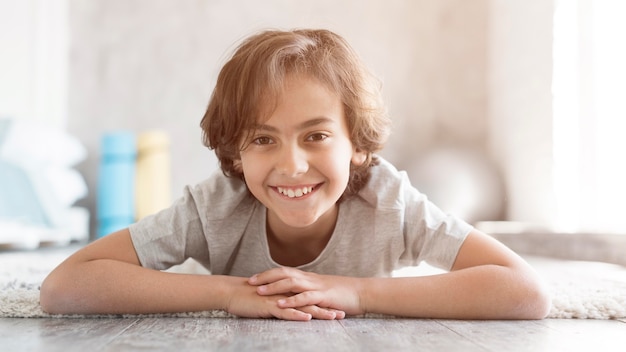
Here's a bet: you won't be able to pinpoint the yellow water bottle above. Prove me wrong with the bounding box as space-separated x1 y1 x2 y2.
135 130 171 220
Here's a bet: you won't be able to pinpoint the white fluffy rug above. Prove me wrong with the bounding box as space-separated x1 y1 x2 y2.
1 248 625 319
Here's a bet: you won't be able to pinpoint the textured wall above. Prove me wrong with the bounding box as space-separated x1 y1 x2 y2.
0 0 68 127
488 0 555 224
67 0 489 236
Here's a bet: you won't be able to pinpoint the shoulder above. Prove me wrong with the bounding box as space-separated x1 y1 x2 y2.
185 170 255 221
356 156 426 210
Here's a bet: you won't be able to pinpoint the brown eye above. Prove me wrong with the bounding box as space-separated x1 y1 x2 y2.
253 136 273 145
306 133 328 142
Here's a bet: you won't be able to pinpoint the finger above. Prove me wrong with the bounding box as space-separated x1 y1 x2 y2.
256 277 313 296
276 290 321 308
332 309 346 320
277 292 348 319
249 267 299 286
272 307 312 321
298 305 346 320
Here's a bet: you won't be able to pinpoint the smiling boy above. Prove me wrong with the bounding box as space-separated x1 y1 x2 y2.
238 74 362 268
41 29 551 320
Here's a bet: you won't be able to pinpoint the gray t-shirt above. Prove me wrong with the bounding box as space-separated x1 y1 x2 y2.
129 157 472 278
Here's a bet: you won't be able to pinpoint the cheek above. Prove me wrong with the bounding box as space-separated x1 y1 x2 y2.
239 155 256 177
239 153 271 182
322 150 353 184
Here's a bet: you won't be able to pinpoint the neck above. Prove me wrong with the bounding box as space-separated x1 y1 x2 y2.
266 205 338 266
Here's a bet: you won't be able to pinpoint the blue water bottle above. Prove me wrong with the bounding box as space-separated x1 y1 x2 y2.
97 131 136 238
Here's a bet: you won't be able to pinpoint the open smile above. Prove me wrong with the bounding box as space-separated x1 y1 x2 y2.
274 184 321 199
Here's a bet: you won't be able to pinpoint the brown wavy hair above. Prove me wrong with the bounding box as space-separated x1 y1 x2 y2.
200 29 390 196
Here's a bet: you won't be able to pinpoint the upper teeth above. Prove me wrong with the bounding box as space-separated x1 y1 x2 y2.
277 186 314 198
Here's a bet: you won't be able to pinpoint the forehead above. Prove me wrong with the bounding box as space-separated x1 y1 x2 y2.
267 81 343 131
254 74 343 123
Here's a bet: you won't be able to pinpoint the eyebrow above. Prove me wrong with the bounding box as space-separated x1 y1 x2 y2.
252 117 336 132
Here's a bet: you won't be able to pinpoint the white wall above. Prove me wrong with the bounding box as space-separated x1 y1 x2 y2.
1 0 564 237
2 0 564 237
0 0 68 127
487 0 556 225
66 0 490 236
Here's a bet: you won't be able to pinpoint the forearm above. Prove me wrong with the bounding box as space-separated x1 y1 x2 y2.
360 264 550 320
40 259 242 315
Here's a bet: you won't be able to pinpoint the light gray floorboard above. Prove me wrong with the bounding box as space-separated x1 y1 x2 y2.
438 319 626 352
1 317 625 352
106 318 358 352
537 319 626 350
339 318 484 351
0 318 140 352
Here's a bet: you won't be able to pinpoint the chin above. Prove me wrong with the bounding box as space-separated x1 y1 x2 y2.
277 214 321 229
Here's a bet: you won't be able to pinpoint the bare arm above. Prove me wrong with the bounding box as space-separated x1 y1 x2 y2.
251 230 552 320
40 229 342 320
40 229 237 314
359 229 551 319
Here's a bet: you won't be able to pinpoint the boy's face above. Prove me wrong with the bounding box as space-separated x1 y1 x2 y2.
237 74 366 236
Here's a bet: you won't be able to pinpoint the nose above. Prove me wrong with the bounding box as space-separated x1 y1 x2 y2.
275 143 309 177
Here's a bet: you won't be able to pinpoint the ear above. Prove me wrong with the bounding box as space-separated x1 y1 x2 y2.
351 148 367 167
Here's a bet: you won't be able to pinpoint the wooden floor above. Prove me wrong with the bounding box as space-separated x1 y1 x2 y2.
3 243 626 351
1 317 625 351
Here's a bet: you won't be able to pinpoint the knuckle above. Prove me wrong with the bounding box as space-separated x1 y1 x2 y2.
277 267 291 276
300 291 315 300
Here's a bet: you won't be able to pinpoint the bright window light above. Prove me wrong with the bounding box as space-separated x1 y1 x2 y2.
552 0 580 232
553 0 626 234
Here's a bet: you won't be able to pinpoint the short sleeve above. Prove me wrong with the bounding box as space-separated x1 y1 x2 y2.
129 185 210 271
401 175 473 270
359 157 473 271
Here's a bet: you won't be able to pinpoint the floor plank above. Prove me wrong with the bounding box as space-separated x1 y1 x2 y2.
538 319 626 350
439 319 626 352
106 318 357 351
0 318 139 352
339 318 485 351
1 317 626 352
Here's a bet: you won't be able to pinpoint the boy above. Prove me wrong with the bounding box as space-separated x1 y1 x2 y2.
41 29 551 320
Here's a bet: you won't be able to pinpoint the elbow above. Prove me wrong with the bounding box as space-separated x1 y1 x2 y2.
39 274 74 315
513 278 552 320
528 283 552 319
39 276 60 314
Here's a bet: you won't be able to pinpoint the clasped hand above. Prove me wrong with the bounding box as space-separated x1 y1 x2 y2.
225 267 363 321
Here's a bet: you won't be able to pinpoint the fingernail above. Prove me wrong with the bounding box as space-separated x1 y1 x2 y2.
249 275 258 283
277 299 285 305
